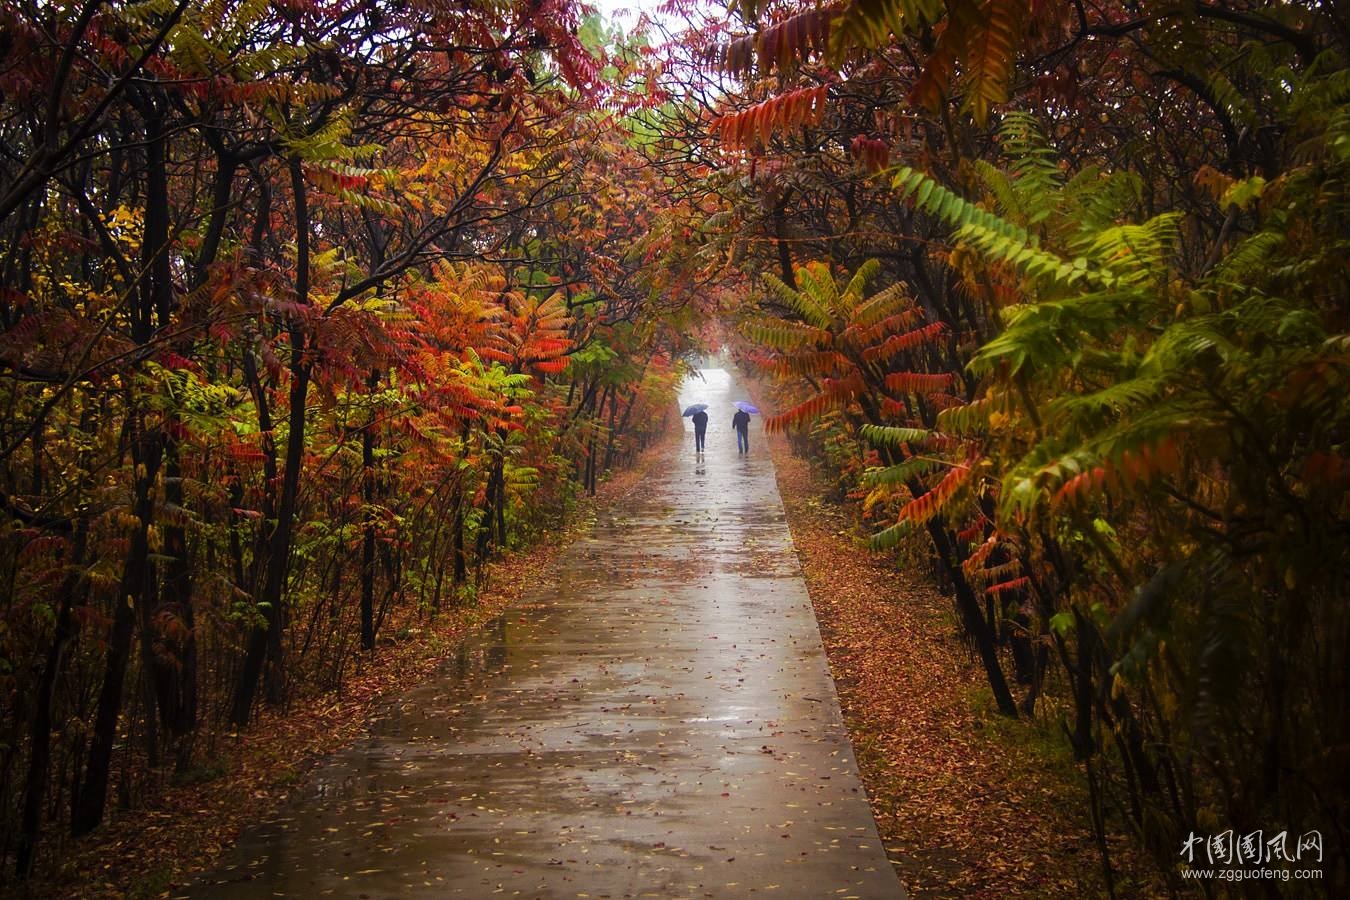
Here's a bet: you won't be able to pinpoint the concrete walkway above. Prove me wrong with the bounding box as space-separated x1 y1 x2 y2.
190 368 904 899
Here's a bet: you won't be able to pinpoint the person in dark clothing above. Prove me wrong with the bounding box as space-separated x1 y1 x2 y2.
691 409 708 453
732 408 751 455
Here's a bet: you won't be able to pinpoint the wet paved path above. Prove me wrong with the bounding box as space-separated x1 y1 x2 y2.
191 368 904 899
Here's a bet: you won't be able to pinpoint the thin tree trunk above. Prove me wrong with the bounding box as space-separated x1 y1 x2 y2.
156 436 198 767
922 515 1019 717
360 372 379 651
135 101 198 763
15 526 87 877
73 99 177 827
494 453 507 548
230 157 312 725
601 387 624 474
452 480 467 585
73 421 162 836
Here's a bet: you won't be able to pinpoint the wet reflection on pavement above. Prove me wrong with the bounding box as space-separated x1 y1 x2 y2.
189 367 905 899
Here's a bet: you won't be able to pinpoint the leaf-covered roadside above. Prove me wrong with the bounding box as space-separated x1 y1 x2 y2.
9 433 674 900
765 426 1141 898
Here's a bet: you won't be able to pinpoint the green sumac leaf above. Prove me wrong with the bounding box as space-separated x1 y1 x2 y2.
869 520 913 550
862 455 944 487
860 423 930 447
917 178 936 207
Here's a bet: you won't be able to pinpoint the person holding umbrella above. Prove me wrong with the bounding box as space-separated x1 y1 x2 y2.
683 403 710 454
732 401 758 455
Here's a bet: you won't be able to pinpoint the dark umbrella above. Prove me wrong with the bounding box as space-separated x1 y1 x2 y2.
733 401 760 414
682 403 709 416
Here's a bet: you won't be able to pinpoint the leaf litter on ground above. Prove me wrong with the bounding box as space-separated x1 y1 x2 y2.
762 424 1123 898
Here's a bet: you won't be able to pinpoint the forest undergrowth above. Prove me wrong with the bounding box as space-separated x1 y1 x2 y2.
766 425 1148 898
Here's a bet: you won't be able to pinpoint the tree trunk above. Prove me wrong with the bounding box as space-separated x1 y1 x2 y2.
923 515 1019 717
15 526 87 877
584 434 597 496
72 99 177 829
603 359 647 472
229 342 277 726
452 480 467 585
494 454 507 548
231 352 309 722
870 410 1018 718
476 440 506 559
230 157 312 726
360 371 379 651
600 388 621 474
73 422 162 836
155 436 198 765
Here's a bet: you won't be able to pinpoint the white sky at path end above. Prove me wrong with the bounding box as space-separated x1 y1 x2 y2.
585 0 709 30
585 0 649 27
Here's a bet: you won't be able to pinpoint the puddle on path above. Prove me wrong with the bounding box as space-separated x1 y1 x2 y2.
187 368 904 899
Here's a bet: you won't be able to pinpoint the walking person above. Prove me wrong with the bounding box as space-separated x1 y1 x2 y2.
732 407 751 455
691 408 708 454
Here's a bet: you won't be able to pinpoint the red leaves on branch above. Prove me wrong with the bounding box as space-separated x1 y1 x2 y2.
849 135 890 173
841 309 924 347
983 576 1029 598
883 370 954 395
765 373 866 433
862 322 948 363
896 458 975 526
1054 437 1183 506
722 8 835 78
956 515 990 544
711 86 828 150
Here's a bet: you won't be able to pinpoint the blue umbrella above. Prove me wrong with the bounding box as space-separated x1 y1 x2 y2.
682 403 709 416
733 401 760 414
